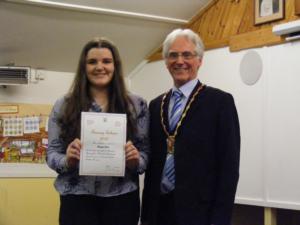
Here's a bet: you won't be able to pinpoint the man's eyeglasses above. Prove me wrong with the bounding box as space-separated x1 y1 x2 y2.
167 51 198 61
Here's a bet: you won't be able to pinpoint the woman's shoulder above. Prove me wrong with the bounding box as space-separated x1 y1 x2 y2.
128 93 147 105
52 95 68 113
127 93 148 115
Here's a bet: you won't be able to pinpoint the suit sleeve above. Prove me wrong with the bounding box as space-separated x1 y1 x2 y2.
211 93 240 225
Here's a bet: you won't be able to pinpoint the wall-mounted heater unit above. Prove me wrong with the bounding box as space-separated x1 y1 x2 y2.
0 66 30 85
272 20 300 41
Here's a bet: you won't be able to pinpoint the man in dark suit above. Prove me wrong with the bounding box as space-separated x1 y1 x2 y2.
141 29 240 225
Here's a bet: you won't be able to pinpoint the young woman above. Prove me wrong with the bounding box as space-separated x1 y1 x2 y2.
47 37 149 225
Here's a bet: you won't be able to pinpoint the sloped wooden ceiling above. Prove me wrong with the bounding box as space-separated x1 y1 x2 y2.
148 0 300 62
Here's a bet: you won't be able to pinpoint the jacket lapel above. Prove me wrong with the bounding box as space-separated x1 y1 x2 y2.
161 90 172 133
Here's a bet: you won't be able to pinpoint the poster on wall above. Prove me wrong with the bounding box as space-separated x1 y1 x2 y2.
23 116 40 134
0 103 56 177
2 117 23 136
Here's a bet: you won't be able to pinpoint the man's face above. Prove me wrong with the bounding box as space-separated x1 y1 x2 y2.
165 36 202 87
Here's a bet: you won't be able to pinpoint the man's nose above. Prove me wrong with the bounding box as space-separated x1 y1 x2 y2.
175 55 185 63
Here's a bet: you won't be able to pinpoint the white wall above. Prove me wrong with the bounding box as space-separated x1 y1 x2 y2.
129 41 300 210
0 70 74 104
129 60 172 102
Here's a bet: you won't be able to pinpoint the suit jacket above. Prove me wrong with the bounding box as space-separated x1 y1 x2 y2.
141 82 240 225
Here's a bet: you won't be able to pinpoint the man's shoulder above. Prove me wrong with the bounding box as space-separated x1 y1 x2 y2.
149 92 168 106
205 85 227 94
203 85 232 99
151 93 165 102
202 85 236 109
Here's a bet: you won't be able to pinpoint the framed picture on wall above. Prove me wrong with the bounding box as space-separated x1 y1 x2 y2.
255 0 284 25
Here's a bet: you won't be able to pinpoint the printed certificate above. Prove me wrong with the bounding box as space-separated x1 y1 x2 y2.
79 112 126 177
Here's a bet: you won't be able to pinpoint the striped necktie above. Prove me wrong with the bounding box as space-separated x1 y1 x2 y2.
169 90 184 131
161 89 184 193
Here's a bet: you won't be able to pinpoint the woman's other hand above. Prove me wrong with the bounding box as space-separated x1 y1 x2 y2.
125 141 140 170
66 138 81 168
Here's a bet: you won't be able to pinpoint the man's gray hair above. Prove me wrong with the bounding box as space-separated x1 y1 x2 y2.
162 29 204 60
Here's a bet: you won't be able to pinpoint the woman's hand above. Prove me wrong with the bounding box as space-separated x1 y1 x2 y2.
125 141 140 170
66 138 81 169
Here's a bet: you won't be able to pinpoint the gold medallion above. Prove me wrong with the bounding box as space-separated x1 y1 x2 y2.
167 136 175 154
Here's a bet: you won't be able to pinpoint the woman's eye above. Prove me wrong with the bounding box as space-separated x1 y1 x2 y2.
87 59 97 64
103 59 113 64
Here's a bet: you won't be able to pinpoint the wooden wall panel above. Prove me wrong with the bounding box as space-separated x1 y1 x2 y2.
148 0 300 62
229 27 284 51
296 0 300 15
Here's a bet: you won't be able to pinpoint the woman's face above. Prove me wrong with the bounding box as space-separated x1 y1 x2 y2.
86 47 115 90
